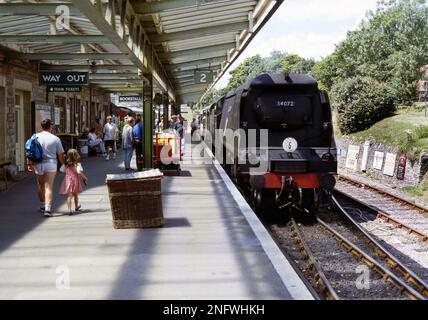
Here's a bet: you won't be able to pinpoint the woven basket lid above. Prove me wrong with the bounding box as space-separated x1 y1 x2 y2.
106 169 163 181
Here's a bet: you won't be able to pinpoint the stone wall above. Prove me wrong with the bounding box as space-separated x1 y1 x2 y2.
337 138 422 187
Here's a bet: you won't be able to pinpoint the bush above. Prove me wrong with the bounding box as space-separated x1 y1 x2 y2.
331 76 395 134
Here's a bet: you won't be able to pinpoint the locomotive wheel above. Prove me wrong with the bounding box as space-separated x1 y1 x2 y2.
300 189 318 210
253 189 276 216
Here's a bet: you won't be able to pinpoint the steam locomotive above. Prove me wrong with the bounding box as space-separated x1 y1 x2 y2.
200 73 337 213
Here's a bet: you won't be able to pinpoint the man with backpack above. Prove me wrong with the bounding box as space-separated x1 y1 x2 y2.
26 119 65 217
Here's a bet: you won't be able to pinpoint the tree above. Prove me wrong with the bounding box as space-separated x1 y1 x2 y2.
227 55 265 91
331 76 394 134
314 0 428 106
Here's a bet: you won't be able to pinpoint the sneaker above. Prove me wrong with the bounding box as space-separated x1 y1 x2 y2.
68 211 73 216
105 155 110 161
44 211 53 217
39 207 45 213
75 205 82 212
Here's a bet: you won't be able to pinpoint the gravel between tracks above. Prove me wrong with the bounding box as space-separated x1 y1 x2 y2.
333 192 428 279
269 216 408 300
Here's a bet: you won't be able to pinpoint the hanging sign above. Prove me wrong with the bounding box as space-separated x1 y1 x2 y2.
396 155 406 180
48 86 81 93
39 72 88 85
119 95 143 103
194 70 213 84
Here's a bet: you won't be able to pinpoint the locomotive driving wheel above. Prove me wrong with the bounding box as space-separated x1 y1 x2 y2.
290 188 318 211
252 189 276 216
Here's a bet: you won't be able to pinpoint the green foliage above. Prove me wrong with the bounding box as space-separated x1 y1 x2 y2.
331 76 395 134
314 0 428 108
227 55 265 91
198 87 228 108
225 52 315 91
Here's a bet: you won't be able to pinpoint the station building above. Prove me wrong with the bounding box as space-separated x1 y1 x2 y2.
0 47 110 171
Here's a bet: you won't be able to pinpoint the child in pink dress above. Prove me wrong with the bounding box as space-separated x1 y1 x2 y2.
59 149 88 215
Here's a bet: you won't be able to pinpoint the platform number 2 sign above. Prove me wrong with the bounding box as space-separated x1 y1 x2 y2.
194 70 213 84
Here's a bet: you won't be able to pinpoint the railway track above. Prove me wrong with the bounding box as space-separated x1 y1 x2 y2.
266 191 428 299
336 175 428 241
269 205 428 299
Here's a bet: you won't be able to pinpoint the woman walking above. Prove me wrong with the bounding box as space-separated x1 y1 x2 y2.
122 117 134 170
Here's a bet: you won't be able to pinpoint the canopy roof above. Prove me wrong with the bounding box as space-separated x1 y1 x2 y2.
0 0 283 105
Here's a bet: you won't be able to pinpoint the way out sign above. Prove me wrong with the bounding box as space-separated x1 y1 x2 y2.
39 72 88 86
194 70 213 84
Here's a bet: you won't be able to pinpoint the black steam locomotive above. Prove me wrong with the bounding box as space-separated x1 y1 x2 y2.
200 73 337 213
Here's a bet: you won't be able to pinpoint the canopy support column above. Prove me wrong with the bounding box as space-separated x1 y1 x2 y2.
163 93 169 130
143 73 153 169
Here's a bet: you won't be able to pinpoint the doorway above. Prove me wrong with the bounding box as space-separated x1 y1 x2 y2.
15 91 25 171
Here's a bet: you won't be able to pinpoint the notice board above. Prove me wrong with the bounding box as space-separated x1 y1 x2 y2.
32 102 55 133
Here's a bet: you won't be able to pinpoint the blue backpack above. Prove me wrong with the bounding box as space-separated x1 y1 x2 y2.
25 134 43 163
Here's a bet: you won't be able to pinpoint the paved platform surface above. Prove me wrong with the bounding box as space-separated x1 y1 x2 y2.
0 138 312 300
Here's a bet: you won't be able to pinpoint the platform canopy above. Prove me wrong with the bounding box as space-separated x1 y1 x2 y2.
0 0 283 105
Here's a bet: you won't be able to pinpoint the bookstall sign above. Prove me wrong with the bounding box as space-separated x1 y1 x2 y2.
119 95 142 103
396 155 406 180
345 145 360 171
383 153 397 176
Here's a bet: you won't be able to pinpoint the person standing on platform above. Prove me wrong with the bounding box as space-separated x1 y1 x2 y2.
122 117 135 171
172 115 184 156
27 119 65 217
103 115 118 161
191 117 199 137
133 115 144 171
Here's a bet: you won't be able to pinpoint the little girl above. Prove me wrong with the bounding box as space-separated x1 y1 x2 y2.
59 149 88 215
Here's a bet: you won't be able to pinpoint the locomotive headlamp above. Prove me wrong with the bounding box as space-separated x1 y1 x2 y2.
282 137 298 153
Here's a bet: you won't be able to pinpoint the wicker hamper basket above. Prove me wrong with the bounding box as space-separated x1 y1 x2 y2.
106 169 164 229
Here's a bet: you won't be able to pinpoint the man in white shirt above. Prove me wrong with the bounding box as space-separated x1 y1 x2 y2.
103 115 118 160
27 119 65 217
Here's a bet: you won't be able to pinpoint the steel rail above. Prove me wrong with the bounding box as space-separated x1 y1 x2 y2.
289 218 340 300
332 195 428 299
334 188 428 242
337 174 428 215
316 216 424 300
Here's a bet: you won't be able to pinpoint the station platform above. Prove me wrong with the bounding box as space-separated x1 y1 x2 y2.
0 135 312 300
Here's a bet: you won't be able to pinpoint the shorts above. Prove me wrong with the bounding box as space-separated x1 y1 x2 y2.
34 162 58 175
104 140 115 149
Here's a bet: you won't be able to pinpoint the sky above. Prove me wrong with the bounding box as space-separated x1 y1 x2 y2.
215 0 380 88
